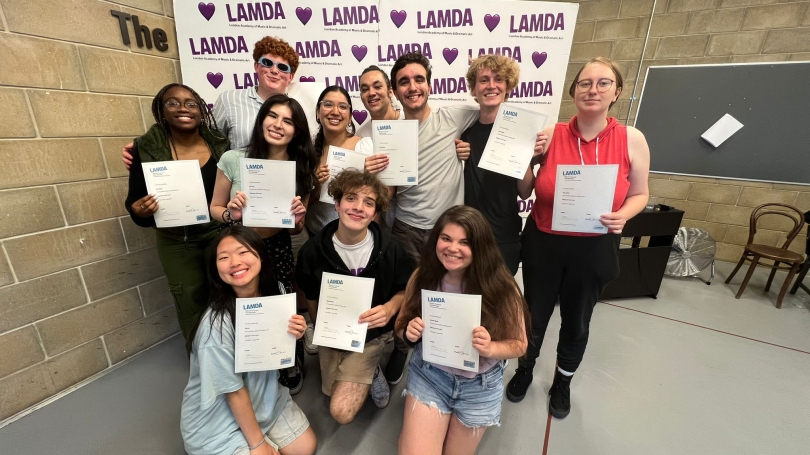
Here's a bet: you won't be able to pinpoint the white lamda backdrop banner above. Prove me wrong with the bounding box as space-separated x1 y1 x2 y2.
174 0 579 220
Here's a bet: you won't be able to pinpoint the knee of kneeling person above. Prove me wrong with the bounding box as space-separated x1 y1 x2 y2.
329 404 359 425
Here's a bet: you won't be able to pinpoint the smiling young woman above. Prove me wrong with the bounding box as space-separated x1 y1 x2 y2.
507 57 651 419
124 83 230 350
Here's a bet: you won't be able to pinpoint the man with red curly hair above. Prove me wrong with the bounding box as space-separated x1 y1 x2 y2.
213 36 300 149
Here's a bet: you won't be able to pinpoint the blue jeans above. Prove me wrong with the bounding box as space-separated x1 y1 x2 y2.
404 344 505 428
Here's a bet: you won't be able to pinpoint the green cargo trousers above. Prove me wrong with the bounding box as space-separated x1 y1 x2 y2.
155 226 220 350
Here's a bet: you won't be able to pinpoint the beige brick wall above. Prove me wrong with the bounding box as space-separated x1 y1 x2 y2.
0 0 179 422
1 0 809 424
553 0 810 262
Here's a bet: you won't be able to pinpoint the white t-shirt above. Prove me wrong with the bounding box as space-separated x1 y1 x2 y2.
332 230 374 276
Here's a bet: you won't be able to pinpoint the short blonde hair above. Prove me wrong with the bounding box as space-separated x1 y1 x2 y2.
466 55 520 101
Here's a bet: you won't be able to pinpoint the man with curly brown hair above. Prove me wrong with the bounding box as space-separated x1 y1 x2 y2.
213 36 301 149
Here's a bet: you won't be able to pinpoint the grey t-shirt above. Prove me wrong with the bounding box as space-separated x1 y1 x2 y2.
395 105 479 229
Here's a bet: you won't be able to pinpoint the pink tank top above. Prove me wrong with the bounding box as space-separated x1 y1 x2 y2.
532 116 631 236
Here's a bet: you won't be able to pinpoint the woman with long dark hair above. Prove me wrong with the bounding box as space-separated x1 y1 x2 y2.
506 57 651 419
210 94 316 296
180 226 316 455
308 85 373 235
395 206 529 455
124 83 229 348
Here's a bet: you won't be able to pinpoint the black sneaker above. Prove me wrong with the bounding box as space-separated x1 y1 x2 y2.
384 348 407 385
506 367 533 403
278 357 304 395
548 370 572 419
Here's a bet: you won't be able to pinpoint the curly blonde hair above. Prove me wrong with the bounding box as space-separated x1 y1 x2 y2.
253 36 299 74
466 54 520 101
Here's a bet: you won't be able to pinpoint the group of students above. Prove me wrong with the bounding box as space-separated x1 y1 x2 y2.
123 35 650 455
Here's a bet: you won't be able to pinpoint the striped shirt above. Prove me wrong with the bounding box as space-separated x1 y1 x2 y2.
212 87 265 150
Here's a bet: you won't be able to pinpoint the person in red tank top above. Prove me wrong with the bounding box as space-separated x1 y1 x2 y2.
506 57 651 419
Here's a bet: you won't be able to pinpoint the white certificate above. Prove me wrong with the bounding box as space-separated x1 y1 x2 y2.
240 158 296 228
478 104 548 179
319 146 371 204
313 272 374 353
421 290 481 373
551 164 618 234
373 119 419 186
234 294 296 373
141 160 209 228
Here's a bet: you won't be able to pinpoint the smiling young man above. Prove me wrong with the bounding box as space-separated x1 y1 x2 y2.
460 55 548 275
355 65 403 139
295 170 413 424
363 52 480 264
213 36 299 150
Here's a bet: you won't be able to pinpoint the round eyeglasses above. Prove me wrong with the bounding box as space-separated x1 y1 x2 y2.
319 100 350 112
575 78 615 93
164 100 199 110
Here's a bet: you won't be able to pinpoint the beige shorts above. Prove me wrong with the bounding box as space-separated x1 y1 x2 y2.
230 394 310 454
319 332 393 396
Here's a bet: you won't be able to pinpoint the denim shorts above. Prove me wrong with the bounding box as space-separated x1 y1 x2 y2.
403 344 506 428
230 394 309 454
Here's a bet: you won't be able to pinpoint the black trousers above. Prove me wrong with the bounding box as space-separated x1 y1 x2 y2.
519 217 620 373
498 241 521 276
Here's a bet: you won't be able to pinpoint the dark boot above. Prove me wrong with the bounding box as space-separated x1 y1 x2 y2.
548 370 572 419
506 366 534 403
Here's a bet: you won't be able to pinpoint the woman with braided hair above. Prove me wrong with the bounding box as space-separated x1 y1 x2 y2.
124 83 231 350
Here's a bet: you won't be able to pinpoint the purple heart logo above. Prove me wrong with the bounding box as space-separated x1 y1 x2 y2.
352 110 368 124
206 72 223 89
298 76 315 83
484 14 500 32
442 48 459 65
390 10 407 28
296 7 312 25
198 2 215 21
351 45 367 62
532 51 548 68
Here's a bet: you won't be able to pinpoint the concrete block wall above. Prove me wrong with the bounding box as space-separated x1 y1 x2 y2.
1 0 808 424
0 0 179 422
552 0 810 261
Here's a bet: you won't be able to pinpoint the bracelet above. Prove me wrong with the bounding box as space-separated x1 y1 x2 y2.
223 209 232 223
248 438 265 451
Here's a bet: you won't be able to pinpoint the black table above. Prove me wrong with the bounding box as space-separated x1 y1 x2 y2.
599 208 685 300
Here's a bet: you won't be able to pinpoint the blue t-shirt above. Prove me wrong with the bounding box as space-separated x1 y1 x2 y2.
181 309 287 455
217 149 248 199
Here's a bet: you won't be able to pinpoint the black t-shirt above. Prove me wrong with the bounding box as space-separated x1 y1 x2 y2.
462 121 522 244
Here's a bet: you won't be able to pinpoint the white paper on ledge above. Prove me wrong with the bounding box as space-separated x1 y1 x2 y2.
701 114 744 148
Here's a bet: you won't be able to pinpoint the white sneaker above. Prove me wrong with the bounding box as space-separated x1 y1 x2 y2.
304 322 318 355
370 365 390 408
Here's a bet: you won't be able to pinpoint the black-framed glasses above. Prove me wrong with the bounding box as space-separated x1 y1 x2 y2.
257 57 292 73
164 100 199 110
319 100 350 112
576 78 615 93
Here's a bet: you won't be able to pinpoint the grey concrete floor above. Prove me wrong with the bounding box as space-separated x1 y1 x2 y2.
1 261 809 454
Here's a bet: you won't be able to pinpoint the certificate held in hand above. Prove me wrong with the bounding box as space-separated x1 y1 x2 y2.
240 158 296 228
319 146 370 204
551 164 618 234
421 290 481 373
313 272 375 353
373 119 419 186
478 104 548 179
235 294 297 373
141 160 210 228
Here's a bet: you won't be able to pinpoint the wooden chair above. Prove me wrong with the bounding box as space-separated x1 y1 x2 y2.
789 219 810 297
725 203 806 308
